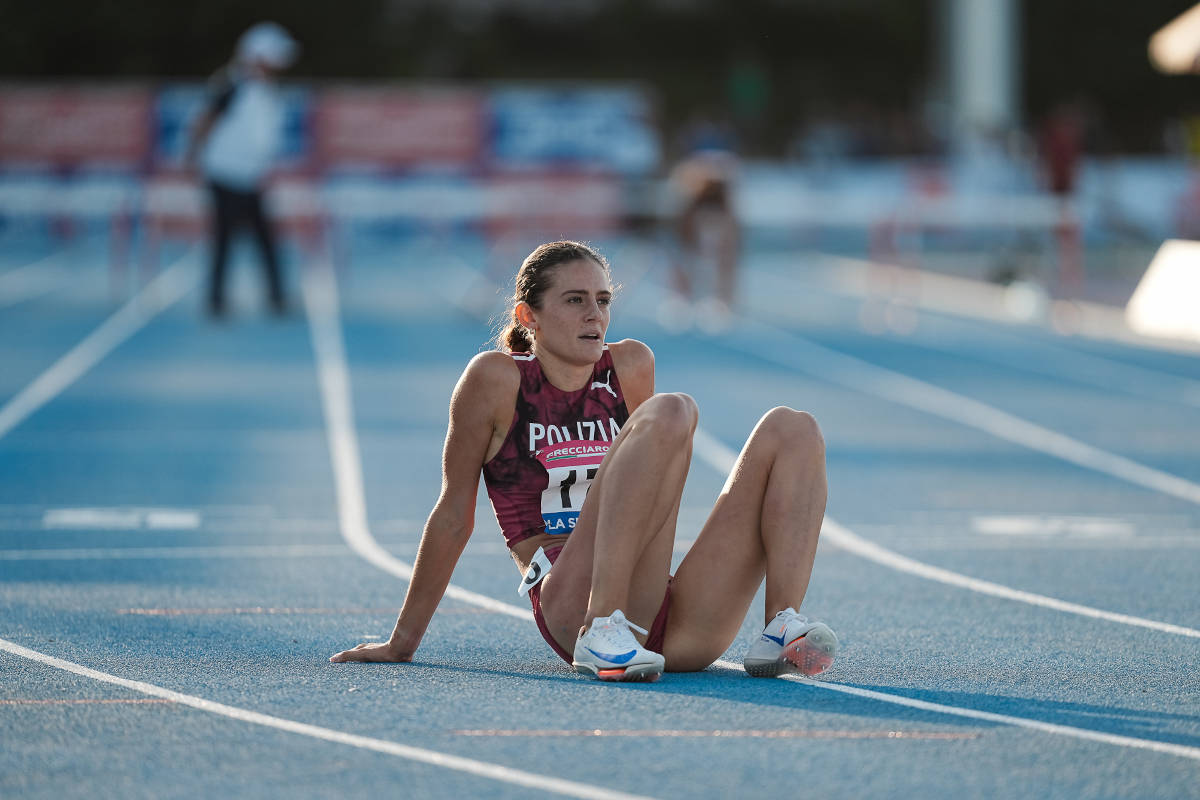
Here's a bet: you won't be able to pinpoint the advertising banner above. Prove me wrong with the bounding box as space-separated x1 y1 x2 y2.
312 88 485 168
0 86 151 166
487 87 660 174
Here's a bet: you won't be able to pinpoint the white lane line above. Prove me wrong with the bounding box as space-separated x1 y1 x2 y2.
691 427 1200 638
0 697 173 706
760 260 1200 408
818 252 1200 357
0 544 353 561
735 316 1200 507
300 260 528 622
117 607 427 616
825 521 1200 638
316 259 1200 760
453 728 978 740
845 536 1200 551
0 638 653 800
918 329 1200 409
711 660 1200 761
970 515 1135 537
0 252 72 308
42 507 201 530
0 252 199 442
0 519 341 534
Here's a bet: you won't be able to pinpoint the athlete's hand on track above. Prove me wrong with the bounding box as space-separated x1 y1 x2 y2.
329 641 413 663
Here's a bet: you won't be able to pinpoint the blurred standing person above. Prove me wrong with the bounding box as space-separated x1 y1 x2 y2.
186 22 299 318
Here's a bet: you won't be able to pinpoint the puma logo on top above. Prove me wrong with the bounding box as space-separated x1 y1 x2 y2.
590 370 617 398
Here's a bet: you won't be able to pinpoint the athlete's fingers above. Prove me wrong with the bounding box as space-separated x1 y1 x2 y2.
329 644 371 662
330 642 409 663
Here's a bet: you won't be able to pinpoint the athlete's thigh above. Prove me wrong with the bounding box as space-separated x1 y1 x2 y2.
537 515 675 654
661 436 774 669
533 393 698 649
538 446 678 646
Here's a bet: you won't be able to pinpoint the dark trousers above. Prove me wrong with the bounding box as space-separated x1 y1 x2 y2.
207 181 284 314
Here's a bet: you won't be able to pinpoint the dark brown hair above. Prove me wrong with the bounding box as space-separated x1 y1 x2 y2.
495 241 612 352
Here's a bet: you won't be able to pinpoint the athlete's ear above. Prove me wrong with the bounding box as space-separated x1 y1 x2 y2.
515 301 537 332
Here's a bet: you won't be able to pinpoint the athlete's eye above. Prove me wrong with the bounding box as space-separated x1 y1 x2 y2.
598 297 611 306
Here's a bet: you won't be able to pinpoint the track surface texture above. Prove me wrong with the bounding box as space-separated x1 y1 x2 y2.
2 234 1197 799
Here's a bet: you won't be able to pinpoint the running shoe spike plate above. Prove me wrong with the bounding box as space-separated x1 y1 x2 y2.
744 608 838 678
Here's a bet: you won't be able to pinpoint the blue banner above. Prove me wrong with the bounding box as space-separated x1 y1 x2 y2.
488 87 660 175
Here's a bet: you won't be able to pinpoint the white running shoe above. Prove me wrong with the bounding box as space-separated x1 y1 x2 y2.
744 608 838 678
572 610 665 682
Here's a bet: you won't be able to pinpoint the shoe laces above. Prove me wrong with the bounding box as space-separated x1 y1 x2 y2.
774 607 809 630
591 610 648 647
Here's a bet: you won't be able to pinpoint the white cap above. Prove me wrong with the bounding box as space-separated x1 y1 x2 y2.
236 22 299 69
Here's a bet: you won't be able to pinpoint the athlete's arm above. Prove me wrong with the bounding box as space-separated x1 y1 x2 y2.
330 352 517 663
608 338 655 413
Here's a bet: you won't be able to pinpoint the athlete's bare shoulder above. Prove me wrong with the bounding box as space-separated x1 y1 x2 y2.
458 350 520 402
608 338 654 410
465 349 519 377
451 351 521 461
609 338 653 370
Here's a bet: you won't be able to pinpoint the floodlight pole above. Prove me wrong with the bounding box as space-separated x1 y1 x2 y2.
944 0 1020 146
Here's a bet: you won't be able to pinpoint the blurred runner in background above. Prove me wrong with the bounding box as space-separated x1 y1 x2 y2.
186 22 298 318
1037 100 1087 297
663 143 741 333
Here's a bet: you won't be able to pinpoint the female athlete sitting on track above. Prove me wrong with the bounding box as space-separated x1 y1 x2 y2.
330 241 837 681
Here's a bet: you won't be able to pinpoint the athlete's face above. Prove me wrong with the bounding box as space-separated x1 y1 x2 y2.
521 259 612 365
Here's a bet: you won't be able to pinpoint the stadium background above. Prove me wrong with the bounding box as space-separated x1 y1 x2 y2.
2 0 1200 309
3 5 1200 799
4 0 1200 155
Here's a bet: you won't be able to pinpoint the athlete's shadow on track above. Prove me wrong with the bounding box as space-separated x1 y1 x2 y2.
409 661 1200 747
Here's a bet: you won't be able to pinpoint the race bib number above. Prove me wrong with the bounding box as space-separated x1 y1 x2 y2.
535 439 609 534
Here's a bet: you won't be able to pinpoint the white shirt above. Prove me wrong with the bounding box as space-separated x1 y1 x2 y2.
201 75 285 191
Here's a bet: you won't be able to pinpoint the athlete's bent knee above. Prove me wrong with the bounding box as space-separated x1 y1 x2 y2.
761 406 824 456
633 392 698 440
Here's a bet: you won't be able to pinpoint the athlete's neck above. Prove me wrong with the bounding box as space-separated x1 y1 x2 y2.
530 346 595 392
